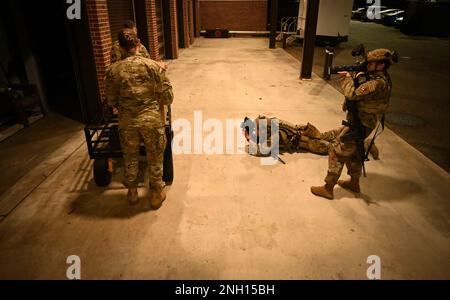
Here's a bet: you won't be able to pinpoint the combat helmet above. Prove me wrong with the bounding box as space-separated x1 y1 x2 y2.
366 48 398 65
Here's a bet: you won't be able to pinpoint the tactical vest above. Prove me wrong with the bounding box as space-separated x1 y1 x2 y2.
256 116 305 153
353 72 392 129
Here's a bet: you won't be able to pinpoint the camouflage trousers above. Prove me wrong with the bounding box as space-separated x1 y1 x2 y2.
297 126 344 155
324 126 371 185
119 123 166 192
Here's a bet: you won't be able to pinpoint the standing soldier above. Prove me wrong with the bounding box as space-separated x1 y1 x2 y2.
110 20 150 63
311 49 397 199
105 29 174 209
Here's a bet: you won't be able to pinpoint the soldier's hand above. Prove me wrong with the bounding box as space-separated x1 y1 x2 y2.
338 71 351 78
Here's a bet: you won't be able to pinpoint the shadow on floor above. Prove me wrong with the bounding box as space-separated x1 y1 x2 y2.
334 172 424 205
67 184 164 219
67 156 162 219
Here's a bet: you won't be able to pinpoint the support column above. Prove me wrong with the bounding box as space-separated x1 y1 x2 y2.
146 0 160 60
86 0 112 102
194 0 200 37
300 0 320 80
269 0 278 49
162 0 179 59
169 0 179 58
183 0 190 48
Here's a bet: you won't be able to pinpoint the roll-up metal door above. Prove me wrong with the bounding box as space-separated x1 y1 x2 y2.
155 0 165 59
107 0 136 42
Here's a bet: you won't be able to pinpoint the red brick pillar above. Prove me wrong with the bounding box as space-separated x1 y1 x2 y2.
168 0 179 59
169 0 179 58
182 0 190 48
146 0 160 60
189 0 194 44
86 0 112 103
146 0 178 60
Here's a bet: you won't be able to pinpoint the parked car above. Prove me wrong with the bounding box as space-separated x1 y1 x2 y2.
394 16 403 29
383 10 405 26
374 8 403 23
360 6 387 22
351 7 366 20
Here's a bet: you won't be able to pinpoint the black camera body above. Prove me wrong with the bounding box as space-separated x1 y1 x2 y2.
330 61 367 74
329 44 367 75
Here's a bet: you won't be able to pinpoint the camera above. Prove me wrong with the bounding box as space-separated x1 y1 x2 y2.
330 62 367 74
329 44 367 74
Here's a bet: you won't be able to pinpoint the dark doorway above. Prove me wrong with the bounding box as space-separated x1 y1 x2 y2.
134 0 150 50
18 0 83 122
177 0 186 48
267 0 299 31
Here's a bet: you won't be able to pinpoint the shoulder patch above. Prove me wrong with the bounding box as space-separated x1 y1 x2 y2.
356 80 379 96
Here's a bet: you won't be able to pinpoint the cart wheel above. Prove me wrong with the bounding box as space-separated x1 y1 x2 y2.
93 158 112 187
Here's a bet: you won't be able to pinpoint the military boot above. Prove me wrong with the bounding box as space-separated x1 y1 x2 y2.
310 184 335 200
338 177 360 193
127 188 139 205
150 189 167 210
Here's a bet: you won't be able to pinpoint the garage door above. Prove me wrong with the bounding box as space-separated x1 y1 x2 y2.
200 0 268 31
107 0 136 42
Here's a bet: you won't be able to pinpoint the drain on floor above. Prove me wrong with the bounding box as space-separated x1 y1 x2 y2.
385 112 426 127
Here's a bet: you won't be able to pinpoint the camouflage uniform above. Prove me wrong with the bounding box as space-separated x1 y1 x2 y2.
325 71 392 185
110 40 150 63
105 53 173 194
248 116 336 156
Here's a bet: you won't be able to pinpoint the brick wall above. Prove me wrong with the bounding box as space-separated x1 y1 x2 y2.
146 0 179 59
86 0 112 102
168 0 179 58
86 0 181 101
189 0 195 44
200 0 268 31
146 0 160 60
182 0 190 48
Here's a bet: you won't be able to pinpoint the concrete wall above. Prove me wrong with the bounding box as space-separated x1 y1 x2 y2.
298 0 353 38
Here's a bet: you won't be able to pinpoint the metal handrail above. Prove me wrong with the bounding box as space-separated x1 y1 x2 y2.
280 16 301 34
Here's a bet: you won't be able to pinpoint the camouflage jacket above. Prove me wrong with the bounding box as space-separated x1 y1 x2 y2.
105 55 174 127
110 40 150 63
250 116 331 156
341 71 392 129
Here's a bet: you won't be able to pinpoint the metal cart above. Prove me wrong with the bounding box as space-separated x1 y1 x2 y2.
84 106 174 187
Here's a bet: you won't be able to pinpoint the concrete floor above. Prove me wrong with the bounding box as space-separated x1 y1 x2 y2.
285 20 450 172
0 38 449 279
